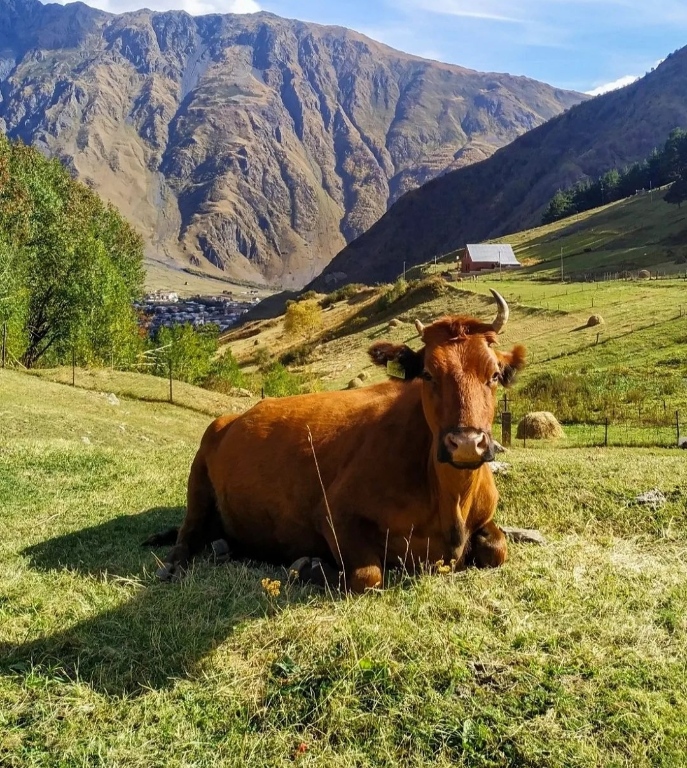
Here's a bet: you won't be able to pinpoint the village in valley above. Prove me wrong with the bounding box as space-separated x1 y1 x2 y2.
137 289 262 334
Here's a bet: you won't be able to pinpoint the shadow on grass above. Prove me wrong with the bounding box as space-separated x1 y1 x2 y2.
23 506 185 578
4 508 324 697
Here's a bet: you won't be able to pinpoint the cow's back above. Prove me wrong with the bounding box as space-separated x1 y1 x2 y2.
203 381 426 563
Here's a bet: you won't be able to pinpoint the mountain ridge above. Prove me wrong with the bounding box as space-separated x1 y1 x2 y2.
310 48 687 288
0 0 585 288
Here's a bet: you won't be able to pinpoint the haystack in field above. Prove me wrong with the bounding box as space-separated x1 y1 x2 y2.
388 318 405 328
347 377 364 389
638 269 651 279
587 314 603 327
517 412 564 440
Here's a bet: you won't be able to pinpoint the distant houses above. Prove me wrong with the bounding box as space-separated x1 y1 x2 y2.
145 290 179 303
459 244 521 273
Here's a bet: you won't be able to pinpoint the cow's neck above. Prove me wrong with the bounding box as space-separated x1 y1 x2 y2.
383 380 489 560
429 454 485 561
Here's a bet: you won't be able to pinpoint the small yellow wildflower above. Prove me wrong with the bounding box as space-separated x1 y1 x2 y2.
261 577 281 597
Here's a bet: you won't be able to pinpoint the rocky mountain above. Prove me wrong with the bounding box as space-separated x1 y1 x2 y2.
311 49 687 288
0 0 584 288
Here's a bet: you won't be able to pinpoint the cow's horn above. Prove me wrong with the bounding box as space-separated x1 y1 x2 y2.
490 289 509 333
414 319 425 338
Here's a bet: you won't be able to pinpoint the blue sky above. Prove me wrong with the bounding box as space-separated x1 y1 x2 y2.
56 0 687 93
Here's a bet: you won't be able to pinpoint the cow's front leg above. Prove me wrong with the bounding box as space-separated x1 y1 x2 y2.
467 519 508 568
322 517 383 594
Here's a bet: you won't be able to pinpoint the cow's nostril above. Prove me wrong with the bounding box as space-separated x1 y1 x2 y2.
444 430 489 459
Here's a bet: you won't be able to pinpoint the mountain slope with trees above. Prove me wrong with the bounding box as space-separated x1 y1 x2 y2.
311 48 687 288
0 0 584 288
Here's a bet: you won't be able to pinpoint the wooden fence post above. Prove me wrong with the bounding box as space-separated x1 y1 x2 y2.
72 348 76 386
677 411 681 447
502 412 512 448
1 322 6 369
169 358 173 403
604 417 609 447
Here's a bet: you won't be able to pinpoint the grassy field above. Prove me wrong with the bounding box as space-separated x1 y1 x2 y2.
3 181 687 765
408 188 687 281
3 369 687 766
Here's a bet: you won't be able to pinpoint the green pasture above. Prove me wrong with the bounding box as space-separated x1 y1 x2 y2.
2 368 687 767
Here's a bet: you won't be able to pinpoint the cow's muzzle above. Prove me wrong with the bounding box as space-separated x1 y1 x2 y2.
438 427 495 469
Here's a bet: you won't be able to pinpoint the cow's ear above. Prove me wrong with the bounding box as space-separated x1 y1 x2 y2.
368 342 424 381
496 344 526 387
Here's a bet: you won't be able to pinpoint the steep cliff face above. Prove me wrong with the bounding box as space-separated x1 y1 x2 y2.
0 0 585 287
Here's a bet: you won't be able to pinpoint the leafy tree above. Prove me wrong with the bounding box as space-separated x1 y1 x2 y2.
204 347 247 391
284 299 323 338
665 173 687 208
152 323 218 385
0 135 144 368
542 189 576 224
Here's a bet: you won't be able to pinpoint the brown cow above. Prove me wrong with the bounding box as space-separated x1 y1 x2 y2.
148 291 526 593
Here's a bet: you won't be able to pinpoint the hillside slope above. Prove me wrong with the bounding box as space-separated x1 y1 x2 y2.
0 0 583 288
312 48 687 287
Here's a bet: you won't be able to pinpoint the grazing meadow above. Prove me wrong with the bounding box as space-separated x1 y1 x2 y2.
3 189 687 766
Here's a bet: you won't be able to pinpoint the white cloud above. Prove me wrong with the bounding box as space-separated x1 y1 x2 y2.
586 74 639 96
228 0 260 11
395 0 521 23
55 0 260 13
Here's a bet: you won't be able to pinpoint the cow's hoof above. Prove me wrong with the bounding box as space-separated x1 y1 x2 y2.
211 538 231 564
156 560 187 582
289 557 342 590
156 563 177 582
287 557 312 580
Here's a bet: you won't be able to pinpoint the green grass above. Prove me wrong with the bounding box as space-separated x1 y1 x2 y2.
3 369 687 766
408 188 687 281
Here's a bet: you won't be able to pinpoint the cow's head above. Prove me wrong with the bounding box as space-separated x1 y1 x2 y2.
369 290 525 469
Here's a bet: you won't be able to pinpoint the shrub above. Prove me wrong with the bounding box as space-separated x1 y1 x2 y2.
320 283 364 308
203 348 246 391
262 363 302 397
284 299 323 338
254 346 273 372
375 278 408 313
280 343 315 366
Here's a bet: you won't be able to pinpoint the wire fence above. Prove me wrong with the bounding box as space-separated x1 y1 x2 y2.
495 394 683 449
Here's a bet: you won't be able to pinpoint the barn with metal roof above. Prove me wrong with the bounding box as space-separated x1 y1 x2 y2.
460 244 521 273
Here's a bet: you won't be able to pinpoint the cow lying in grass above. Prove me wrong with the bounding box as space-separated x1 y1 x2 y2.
147 291 536 593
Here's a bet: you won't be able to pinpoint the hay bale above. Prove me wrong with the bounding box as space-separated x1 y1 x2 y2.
586 314 603 327
638 269 651 279
388 318 404 328
516 412 564 440
347 377 364 389
358 371 369 381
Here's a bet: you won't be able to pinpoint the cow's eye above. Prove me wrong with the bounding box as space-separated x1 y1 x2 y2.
421 370 433 382
489 371 500 384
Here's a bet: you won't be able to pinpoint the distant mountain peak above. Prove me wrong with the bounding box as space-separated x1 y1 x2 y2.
0 1 585 289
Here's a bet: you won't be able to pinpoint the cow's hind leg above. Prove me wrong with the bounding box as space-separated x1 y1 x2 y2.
467 520 508 569
156 453 225 581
